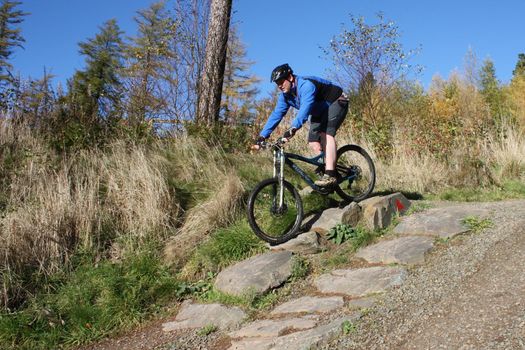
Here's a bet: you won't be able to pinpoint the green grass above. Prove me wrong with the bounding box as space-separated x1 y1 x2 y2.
432 180 525 202
0 244 184 350
182 219 267 279
405 201 433 215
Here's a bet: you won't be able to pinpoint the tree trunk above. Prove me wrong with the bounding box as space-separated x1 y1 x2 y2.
196 0 232 125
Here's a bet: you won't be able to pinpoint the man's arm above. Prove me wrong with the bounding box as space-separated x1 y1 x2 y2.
259 93 289 138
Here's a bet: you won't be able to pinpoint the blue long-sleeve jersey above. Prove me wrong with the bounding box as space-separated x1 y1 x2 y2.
259 75 343 139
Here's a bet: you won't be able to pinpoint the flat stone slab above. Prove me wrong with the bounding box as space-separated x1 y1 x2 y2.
162 302 246 332
270 296 344 316
314 266 407 297
228 315 318 339
355 236 434 265
228 315 360 350
393 206 491 238
214 251 293 296
270 231 322 254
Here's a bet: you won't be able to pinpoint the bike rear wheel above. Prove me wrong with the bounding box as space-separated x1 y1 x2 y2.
247 178 303 245
335 144 376 202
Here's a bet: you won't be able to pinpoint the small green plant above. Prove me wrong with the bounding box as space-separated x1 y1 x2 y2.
462 216 493 233
175 274 214 299
327 224 358 245
290 256 310 281
341 320 357 335
197 324 218 336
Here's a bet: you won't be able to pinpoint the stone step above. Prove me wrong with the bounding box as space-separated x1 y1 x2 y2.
162 301 246 332
228 314 360 350
393 206 491 238
314 266 407 297
228 315 318 339
269 296 344 316
355 236 434 265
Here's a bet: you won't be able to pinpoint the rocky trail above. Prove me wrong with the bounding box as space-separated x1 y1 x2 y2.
80 197 525 350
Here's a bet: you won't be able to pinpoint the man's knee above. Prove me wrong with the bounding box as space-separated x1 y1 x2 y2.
309 142 322 153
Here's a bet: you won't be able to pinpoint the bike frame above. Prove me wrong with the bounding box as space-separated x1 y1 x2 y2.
272 145 332 196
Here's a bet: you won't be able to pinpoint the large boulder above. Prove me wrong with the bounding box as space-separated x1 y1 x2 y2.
304 207 345 234
341 202 362 227
354 193 411 230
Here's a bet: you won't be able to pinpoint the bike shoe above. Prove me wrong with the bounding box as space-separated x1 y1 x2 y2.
314 174 337 187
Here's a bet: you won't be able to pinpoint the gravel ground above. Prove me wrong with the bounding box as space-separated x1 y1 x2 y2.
324 200 525 350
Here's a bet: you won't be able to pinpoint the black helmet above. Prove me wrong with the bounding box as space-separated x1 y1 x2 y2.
271 63 293 82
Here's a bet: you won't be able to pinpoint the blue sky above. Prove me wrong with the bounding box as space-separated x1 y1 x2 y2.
11 0 525 97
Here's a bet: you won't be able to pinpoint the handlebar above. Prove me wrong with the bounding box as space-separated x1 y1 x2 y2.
252 137 287 151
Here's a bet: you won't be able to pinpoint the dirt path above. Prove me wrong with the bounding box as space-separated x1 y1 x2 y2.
328 200 525 349
402 221 525 349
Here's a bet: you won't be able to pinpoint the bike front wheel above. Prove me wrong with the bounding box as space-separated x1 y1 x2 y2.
335 144 376 202
247 178 303 245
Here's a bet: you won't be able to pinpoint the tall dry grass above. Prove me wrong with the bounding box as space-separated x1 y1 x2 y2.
162 136 246 268
0 120 248 309
487 124 525 182
344 123 524 194
0 121 177 308
288 119 523 196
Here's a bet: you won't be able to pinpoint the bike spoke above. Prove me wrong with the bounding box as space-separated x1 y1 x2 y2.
335 145 375 201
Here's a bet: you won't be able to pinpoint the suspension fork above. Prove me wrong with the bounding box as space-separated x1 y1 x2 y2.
272 147 286 209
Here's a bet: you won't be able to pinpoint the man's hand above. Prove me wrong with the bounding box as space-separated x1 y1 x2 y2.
251 136 266 151
282 127 297 142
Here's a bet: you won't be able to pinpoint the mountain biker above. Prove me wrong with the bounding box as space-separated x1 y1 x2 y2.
255 63 349 187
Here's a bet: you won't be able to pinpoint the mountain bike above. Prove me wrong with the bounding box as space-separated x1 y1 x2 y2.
247 138 375 245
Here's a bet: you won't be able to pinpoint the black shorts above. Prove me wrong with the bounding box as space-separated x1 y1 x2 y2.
308 99 349 142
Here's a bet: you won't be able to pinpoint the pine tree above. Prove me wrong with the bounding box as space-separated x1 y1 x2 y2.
480 58 504 122
0 0 27 82
0 0 27 110
69 19 125 119
221 25 260 124
124 1 177 125
512 53 525 79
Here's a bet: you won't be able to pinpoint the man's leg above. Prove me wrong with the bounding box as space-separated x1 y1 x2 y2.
323 132 337 171
314 98 348 187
